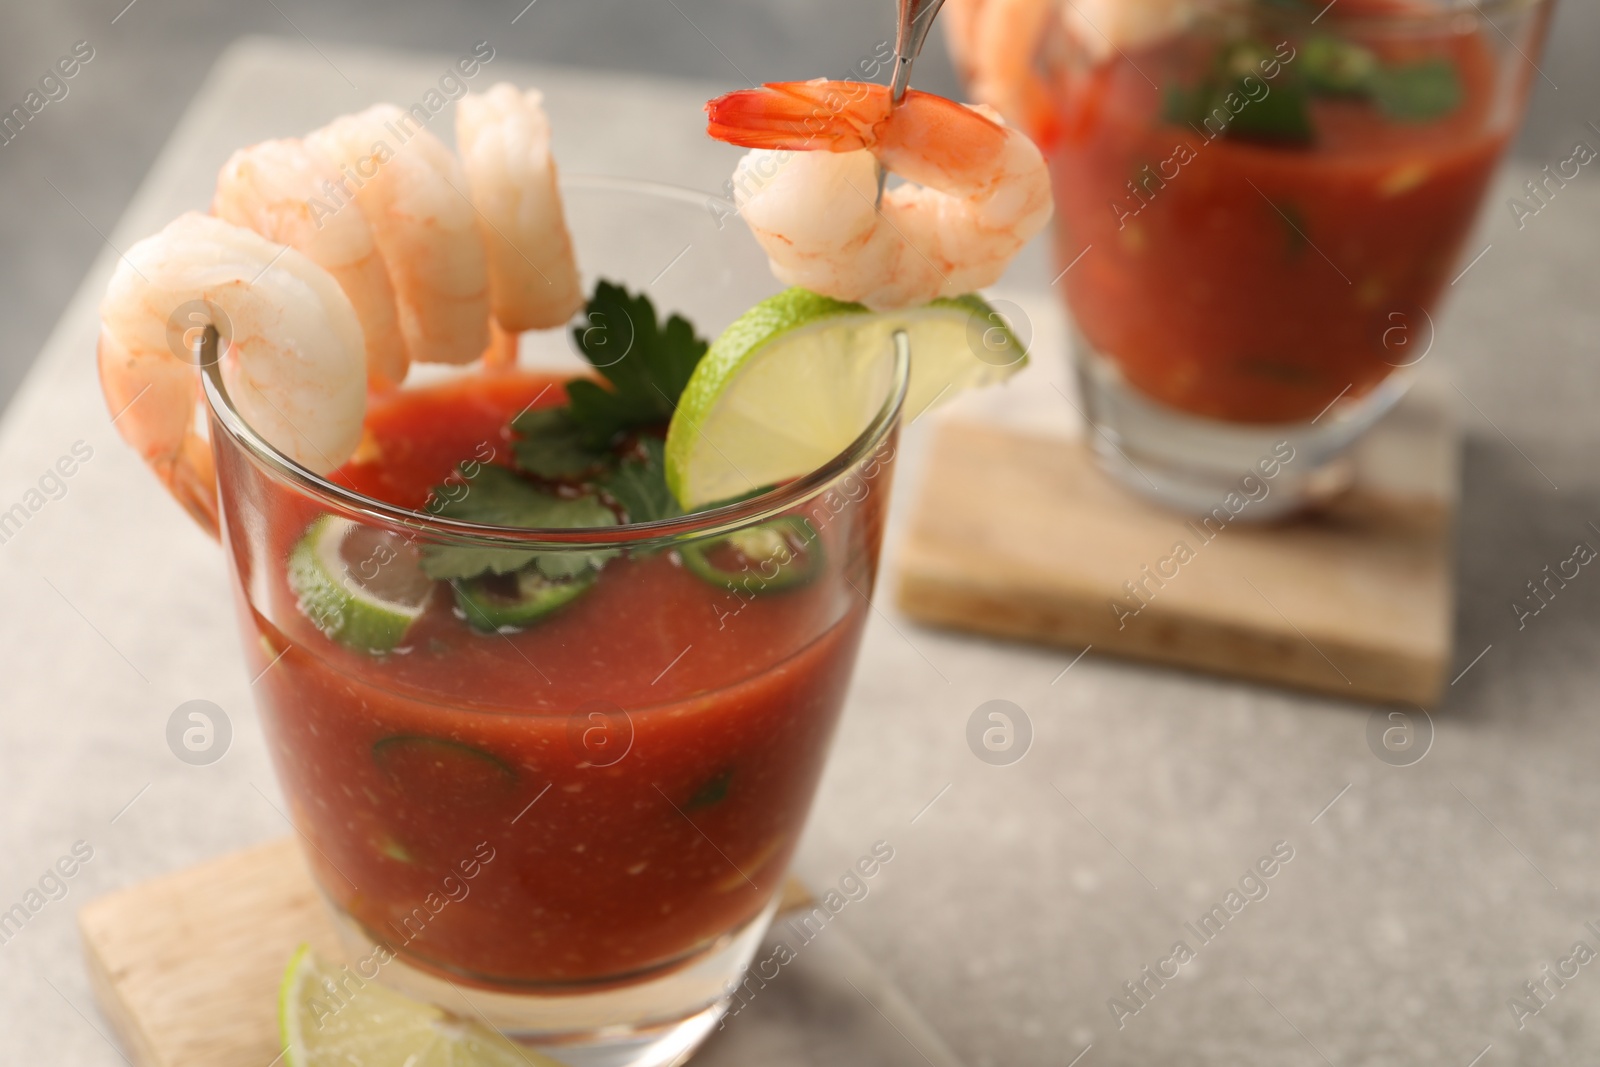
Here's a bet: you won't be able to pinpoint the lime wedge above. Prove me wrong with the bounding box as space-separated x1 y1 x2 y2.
280 945 558 1067
664 288 1025 508
288 516 434 652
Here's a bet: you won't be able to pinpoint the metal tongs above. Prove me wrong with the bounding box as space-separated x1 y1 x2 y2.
876 0 947 206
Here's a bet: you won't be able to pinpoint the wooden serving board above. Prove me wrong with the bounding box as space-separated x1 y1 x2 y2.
78 838 813 1067
894 393 1457 706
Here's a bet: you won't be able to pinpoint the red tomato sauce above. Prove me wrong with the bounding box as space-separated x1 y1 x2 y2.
230 372 883 986
1048 19 1513 422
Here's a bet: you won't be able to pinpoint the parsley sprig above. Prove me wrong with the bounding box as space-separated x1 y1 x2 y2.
509 279 705 525
565 280 707 447
597 437 682 525
418 465 616 581
417 280 704 583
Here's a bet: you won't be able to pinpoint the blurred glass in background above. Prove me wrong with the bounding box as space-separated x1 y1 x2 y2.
0 0 1589 426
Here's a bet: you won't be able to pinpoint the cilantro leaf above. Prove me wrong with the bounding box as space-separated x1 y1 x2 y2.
419 543 529 583
1301 35 1379 96
1166 32 1464 146
566 280 709 446
1371 59 1462 122
685 768 733 810
1162 40 1312 146
1301 35 1461 122
1226 80 1313 144
599 437 683 524
431 465 613 528
419 464 617 581
510 408 609 479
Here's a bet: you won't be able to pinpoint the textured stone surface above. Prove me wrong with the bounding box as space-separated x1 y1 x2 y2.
0 33 1598 1067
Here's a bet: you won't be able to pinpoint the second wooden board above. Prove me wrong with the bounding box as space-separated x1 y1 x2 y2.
893 394 1456 705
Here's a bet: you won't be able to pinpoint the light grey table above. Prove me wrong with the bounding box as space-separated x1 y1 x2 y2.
3 35 1600 1067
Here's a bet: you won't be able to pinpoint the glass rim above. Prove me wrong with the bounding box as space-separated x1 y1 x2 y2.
200 174 910 552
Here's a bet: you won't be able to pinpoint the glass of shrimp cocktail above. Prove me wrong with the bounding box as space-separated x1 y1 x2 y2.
948 0 1552 514
98 66 1042 1067
206 175 904 1065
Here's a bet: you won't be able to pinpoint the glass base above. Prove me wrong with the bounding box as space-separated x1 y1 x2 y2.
1073 335 1413 520
327 895 781 1067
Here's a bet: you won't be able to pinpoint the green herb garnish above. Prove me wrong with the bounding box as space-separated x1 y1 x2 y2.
685 769 733 810
1301 35 1379 96
599 438 683 525
510 407 608 479
1301 34 1462 122
419 464 616 581
1229 79 1315 143
1167 32 1464 145
1370 59 1462 122
1163 40 1313 146
511 279 709 523
418 281 709 589
564 280 709 448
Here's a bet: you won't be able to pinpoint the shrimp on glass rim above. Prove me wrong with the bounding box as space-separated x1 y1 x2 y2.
457 84 585 342
704 79 1053 311
101 85 586 529
213 137 409 387
98 212 367 530
305 105 491 368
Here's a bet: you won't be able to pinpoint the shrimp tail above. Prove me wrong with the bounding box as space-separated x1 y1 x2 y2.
481 318 520 370
706 81 1012 176
95 328 219 537
166 433 220 535
706 81 896 151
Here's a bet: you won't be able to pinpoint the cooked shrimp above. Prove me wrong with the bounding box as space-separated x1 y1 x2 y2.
97 325 218 531
945 0 1210 115
98 213 367 524
943 0 1059 147
456 84 584 334
705 80 1053 310
213 137 409 386
305 105 490 366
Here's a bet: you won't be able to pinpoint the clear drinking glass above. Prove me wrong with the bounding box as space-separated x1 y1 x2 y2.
1032 0 1552 515
198 178 907 1067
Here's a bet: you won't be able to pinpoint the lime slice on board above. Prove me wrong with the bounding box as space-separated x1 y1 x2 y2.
288 516 434 652
280 945 560 1067
664 288 1025 509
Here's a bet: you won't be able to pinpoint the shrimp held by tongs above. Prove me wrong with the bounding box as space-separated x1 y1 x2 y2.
97 213 367 530
705 79 1053 311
